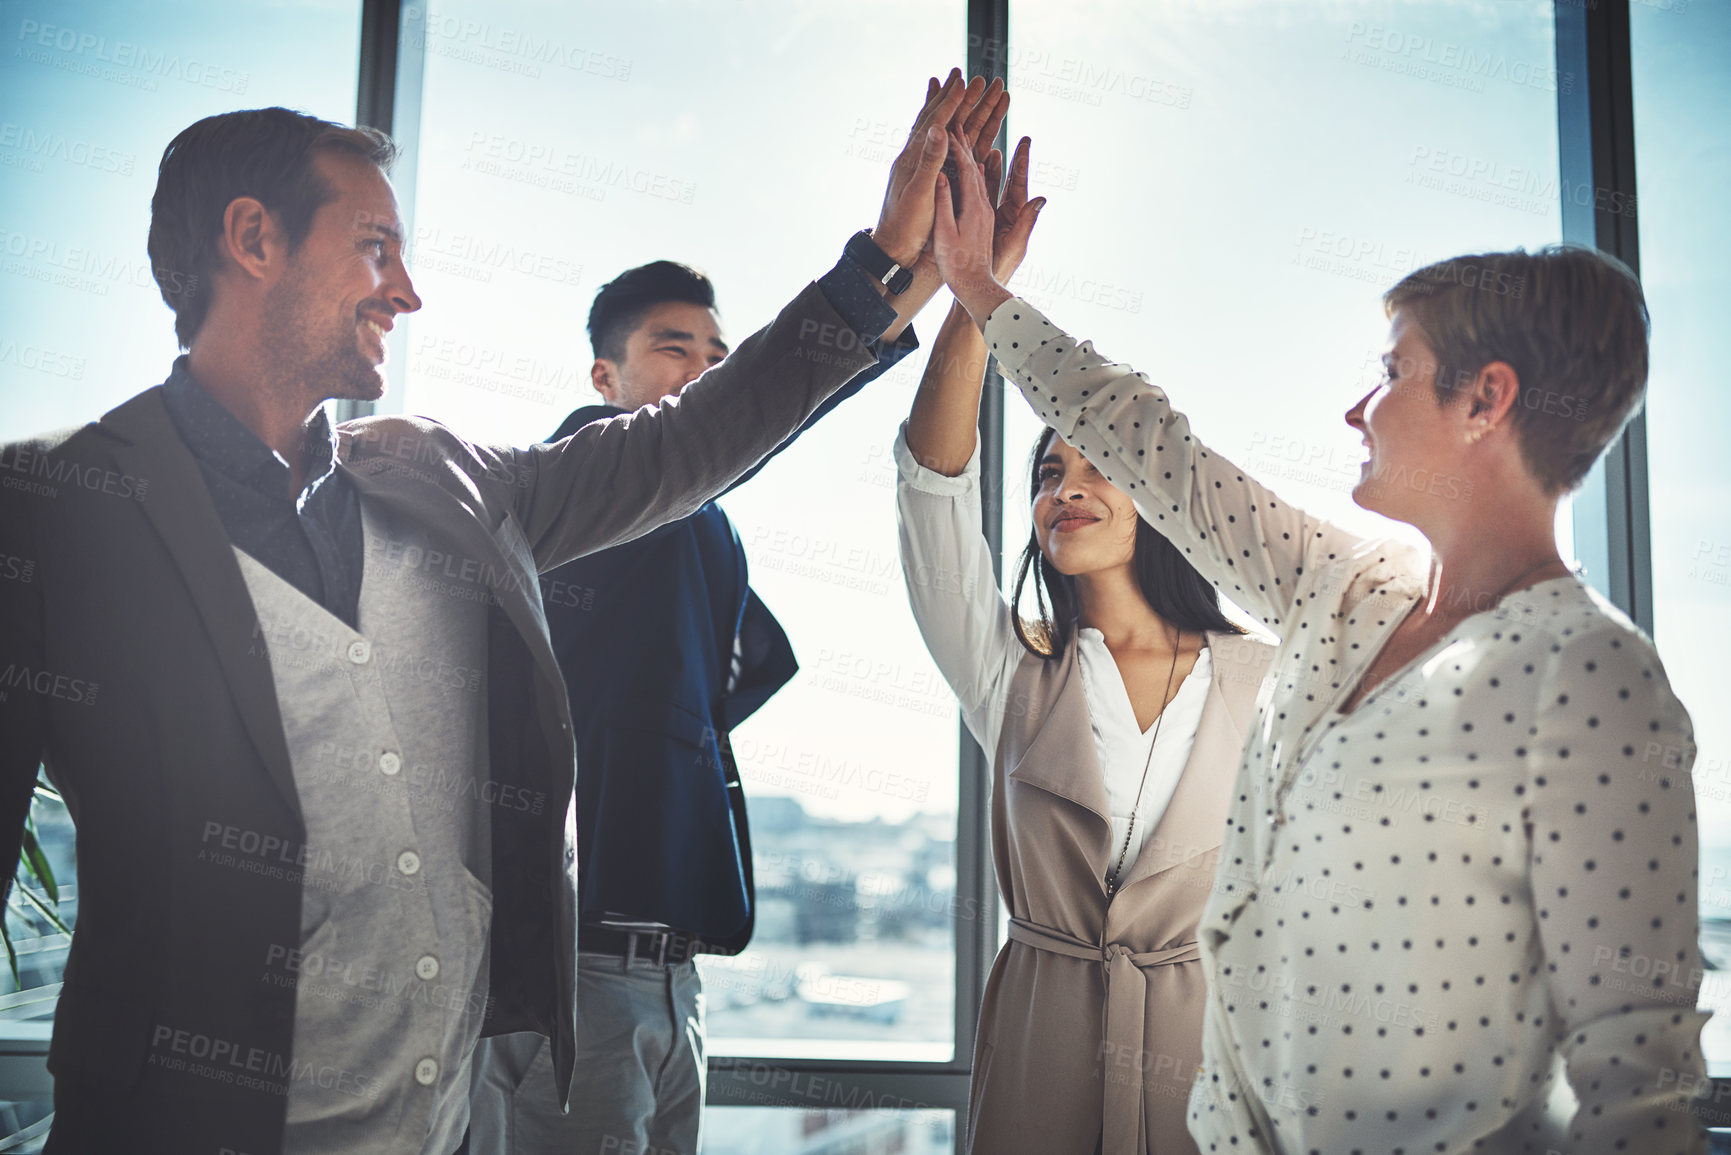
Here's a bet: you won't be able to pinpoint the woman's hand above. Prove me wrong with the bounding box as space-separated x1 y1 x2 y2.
897 76 1011 308
934 129 1040 330
986 136 1042 285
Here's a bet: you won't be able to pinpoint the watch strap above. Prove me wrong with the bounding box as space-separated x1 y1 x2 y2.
844 229 914 295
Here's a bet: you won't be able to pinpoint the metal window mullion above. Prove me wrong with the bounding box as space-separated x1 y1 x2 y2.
1554 0 1651 632
949 5 1010 1152
339 0 424 424
355 0 400 136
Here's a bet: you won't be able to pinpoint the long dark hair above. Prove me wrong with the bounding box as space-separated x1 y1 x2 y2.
1011 427 1244 659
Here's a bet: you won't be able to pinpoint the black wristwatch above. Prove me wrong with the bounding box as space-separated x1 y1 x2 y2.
844 229 915 295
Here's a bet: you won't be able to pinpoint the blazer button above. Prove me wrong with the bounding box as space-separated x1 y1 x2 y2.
347 640 372 664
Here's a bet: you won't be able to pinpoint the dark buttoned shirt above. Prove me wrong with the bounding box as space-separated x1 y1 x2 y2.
160 357 365 628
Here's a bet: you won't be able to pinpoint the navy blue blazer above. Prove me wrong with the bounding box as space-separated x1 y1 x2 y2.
544 334 914 952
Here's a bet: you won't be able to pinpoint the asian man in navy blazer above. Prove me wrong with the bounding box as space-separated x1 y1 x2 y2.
466 76 1010 1155
462 259 916 1153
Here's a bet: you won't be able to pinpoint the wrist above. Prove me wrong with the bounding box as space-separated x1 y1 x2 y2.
941 298 976 330
956 282 1013 331
870 227 922 269
848 229 918 301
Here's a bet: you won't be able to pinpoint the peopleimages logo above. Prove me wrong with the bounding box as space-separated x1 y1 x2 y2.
0 123 135 175
0 227 198 298
15 19 251 93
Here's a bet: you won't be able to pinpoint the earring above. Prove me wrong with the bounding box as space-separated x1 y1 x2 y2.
1465 423 1489 445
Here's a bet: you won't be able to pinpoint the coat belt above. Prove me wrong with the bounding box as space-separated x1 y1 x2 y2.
1006 917 1201 1153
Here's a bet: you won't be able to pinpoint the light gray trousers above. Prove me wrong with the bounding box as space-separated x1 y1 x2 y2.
466 954 706 1155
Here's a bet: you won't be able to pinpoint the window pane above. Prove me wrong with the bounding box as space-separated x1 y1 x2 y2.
0 784 75 1000
0 0 362 438
1000 0 1564 603
403 0 964 1061
705 1106 954 1154
1632 0 1731 1068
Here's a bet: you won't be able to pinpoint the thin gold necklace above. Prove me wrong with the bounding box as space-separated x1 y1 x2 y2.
1105 625 1183 898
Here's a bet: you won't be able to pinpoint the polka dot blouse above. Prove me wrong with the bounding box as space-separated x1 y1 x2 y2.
983 298 1710 1155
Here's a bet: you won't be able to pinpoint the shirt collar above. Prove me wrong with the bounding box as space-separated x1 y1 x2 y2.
161 355 342 502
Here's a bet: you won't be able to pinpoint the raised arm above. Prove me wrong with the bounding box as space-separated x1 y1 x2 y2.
896 306 1019 755
504 73 984 568
931 134 1364 635
898 134 1042 753
908 125 1037 476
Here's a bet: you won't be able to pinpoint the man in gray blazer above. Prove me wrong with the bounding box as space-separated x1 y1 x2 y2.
0 73 969 1155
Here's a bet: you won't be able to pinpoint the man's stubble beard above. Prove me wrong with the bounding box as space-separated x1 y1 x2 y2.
260 260 385 407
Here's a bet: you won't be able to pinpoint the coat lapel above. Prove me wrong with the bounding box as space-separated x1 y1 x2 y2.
98 389 303 822
1004 646 1112 828
1116 631 1265 894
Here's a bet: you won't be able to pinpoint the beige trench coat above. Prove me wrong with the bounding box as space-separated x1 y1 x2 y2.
966 630 1274 1155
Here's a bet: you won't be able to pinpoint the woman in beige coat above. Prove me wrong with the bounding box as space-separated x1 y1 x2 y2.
894 134 1274 1154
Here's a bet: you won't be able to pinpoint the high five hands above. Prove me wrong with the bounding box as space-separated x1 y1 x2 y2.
872 71 1043 331
931 106 1042 331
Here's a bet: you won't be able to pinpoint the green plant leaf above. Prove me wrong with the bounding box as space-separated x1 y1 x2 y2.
20 823 57 904
2 921 17 989
13 885 71 938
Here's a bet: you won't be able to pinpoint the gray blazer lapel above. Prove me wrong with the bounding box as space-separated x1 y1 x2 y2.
98 389 302 822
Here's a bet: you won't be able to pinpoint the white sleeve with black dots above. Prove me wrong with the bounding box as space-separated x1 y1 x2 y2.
892 421 1023 757
984 297 1364 635
1525 623 1709 1152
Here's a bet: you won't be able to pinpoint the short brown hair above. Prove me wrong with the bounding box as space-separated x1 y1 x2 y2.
1383 244 1649 495
147 108 397 349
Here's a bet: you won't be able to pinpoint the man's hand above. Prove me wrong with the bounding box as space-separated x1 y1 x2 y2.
873 71 967 269
880 74 1011 339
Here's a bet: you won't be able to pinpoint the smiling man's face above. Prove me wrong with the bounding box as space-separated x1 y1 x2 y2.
259 148 421 403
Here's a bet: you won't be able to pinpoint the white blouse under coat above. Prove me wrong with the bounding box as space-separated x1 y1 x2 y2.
892 425 1211 883
981 298 1710 1155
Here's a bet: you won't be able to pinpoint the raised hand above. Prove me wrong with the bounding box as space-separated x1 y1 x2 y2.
874 73 1015 339
988 136 1042 284
873 71 965 268
943 76 1009 209
934 129 1035 329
